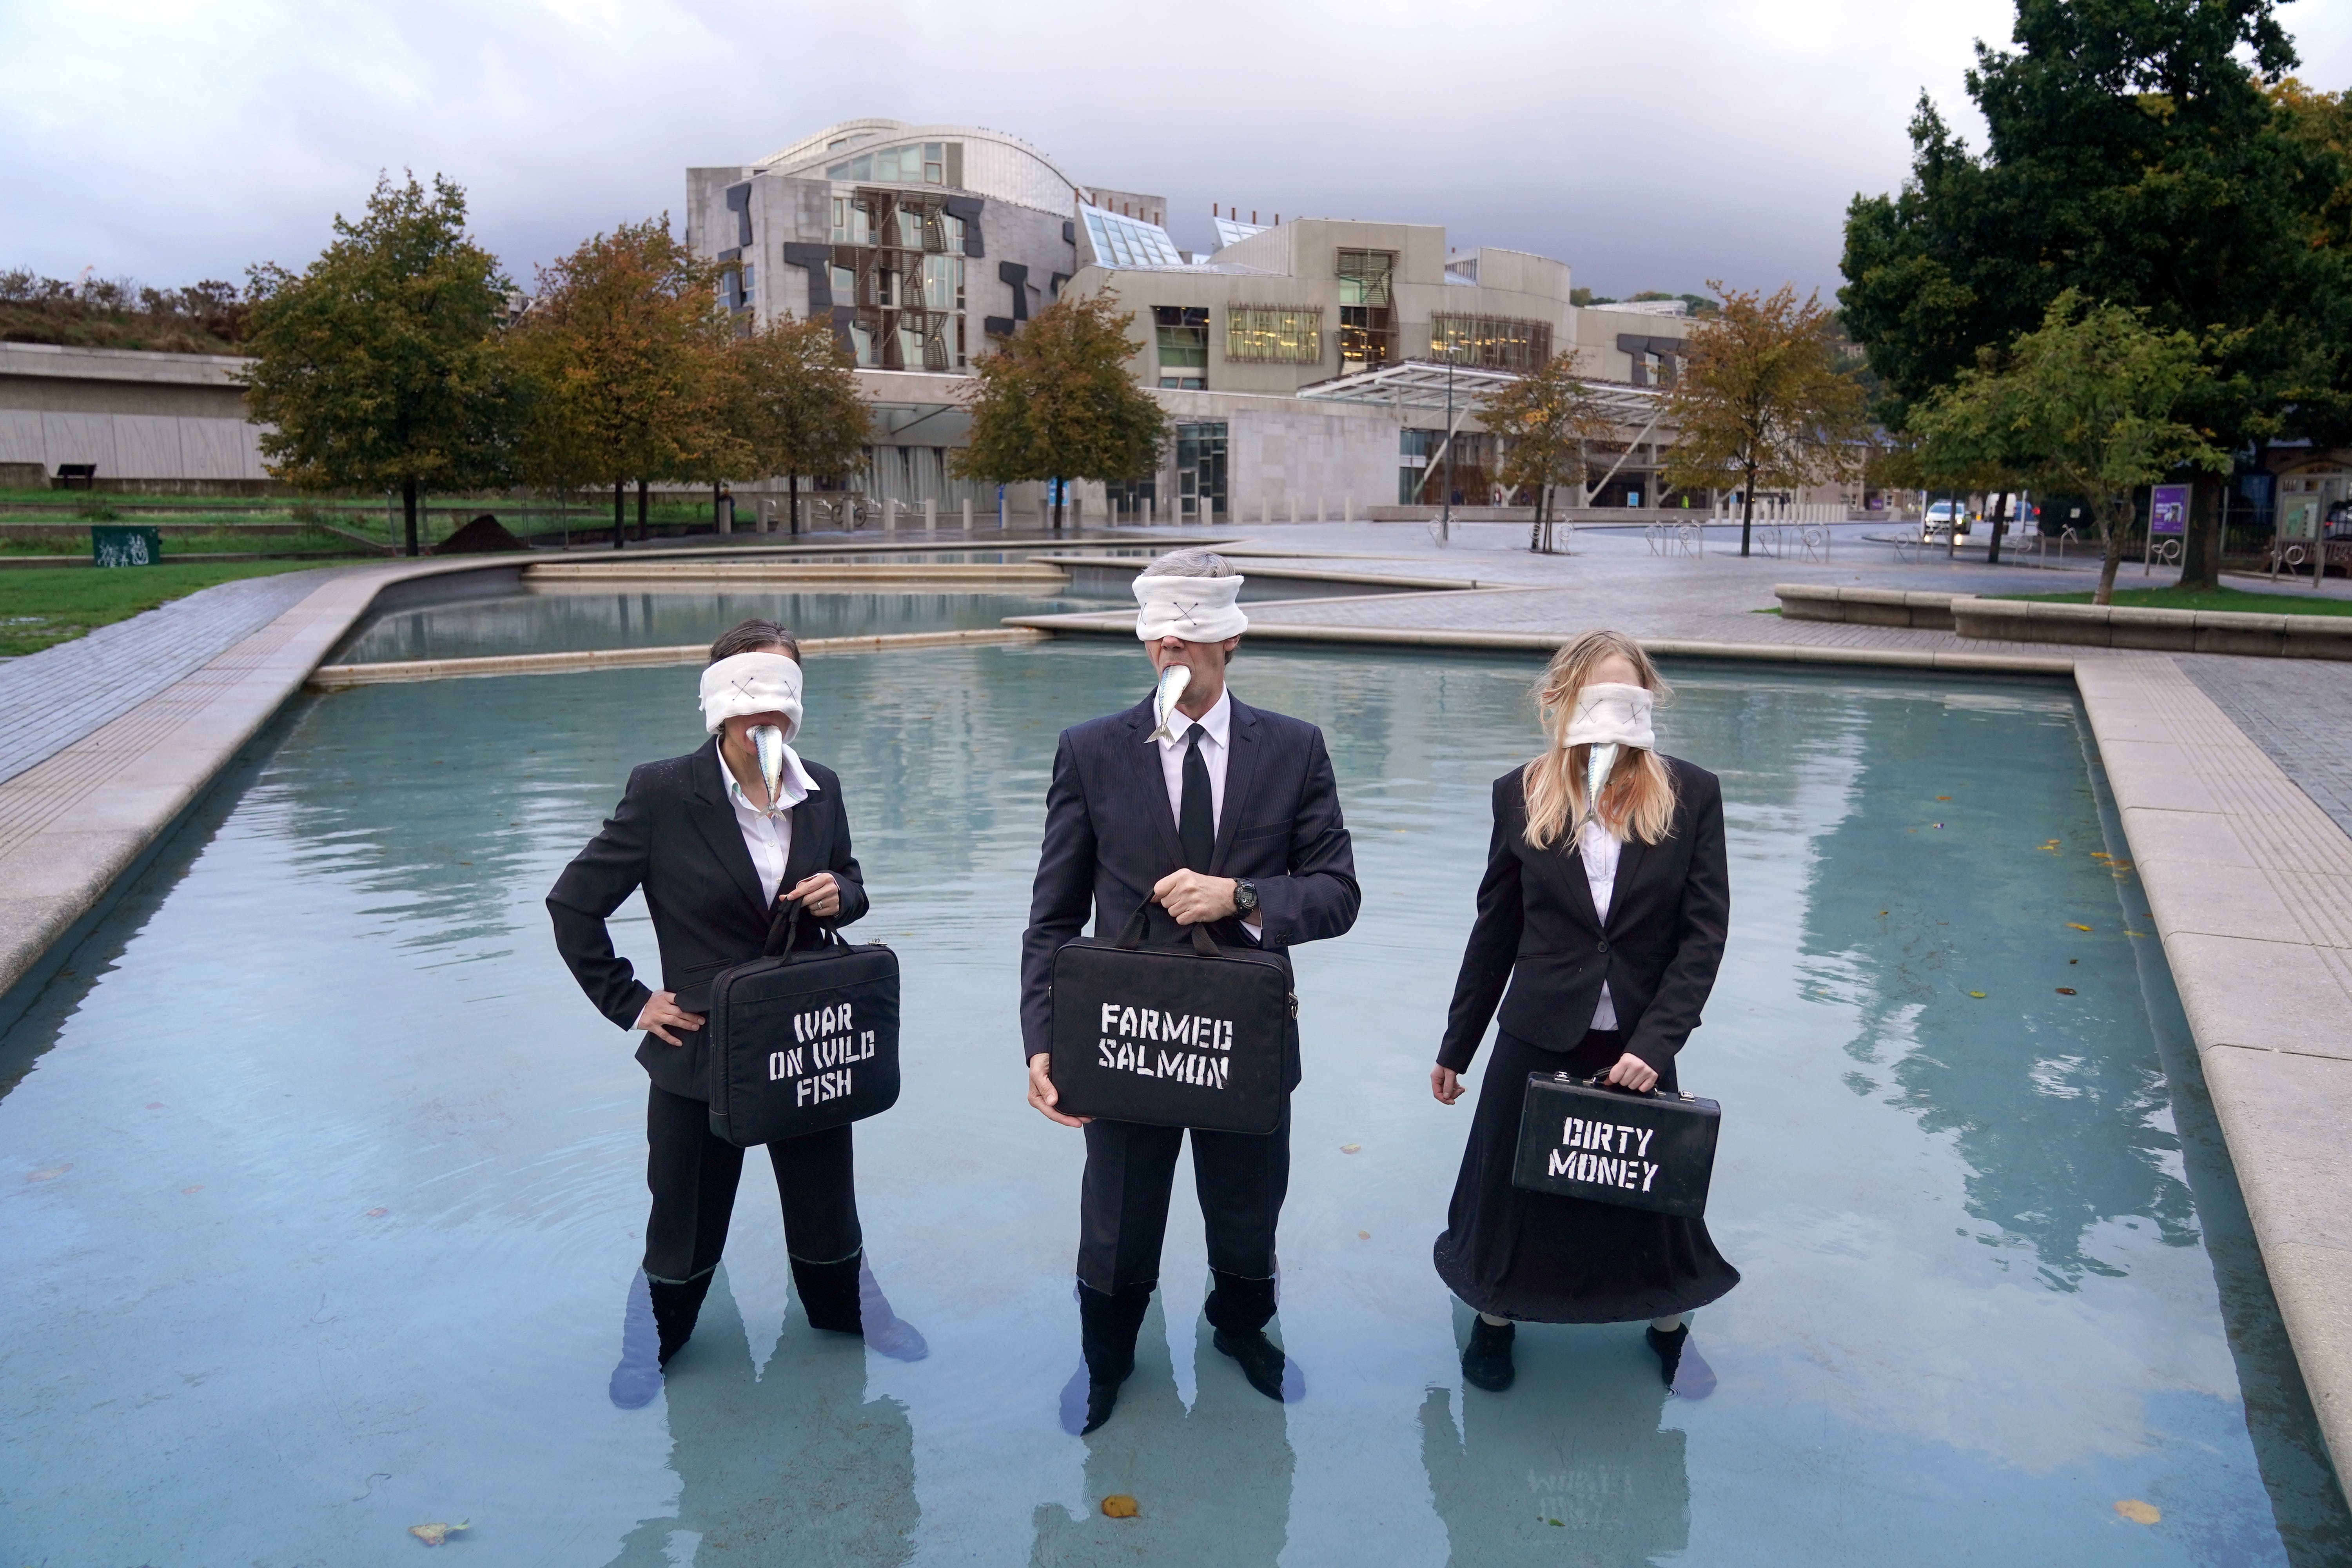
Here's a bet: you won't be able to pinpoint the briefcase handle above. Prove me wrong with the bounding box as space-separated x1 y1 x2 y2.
1556 1070 1697 1103
762 898 847 961
1114 894 1221 958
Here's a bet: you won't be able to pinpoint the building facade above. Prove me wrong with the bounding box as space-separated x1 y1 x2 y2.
682 118 1721 525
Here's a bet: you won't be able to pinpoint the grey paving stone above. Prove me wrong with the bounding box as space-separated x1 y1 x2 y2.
0 568 345 787
2180 657 2352 839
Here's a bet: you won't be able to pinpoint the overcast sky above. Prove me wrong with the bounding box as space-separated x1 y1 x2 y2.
4 0 2348 302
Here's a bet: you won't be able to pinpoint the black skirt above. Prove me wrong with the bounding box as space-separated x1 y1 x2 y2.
1433 1029 1740 1324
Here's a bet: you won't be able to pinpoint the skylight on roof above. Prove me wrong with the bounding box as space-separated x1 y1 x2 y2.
1083 207 1186 269
1213 217 1268 249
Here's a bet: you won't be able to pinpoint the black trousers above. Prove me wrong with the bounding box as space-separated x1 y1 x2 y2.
642 1083 862 1284
1078 1102 1290 1296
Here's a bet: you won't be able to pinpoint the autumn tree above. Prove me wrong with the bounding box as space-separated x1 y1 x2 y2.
1840 0 2352 587
1484 353 1619 552
953 294 1168 529
1663 283 1868 556
510 219 729 549
241 174 517 556
1910 292 2227 603
730 315 872 532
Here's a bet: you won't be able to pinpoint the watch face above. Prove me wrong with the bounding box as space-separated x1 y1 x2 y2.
1236 880 1258 911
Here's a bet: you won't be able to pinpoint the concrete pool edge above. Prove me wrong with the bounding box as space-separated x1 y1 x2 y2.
0 558 2346 1490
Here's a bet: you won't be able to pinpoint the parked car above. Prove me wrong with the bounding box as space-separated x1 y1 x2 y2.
1922 501 1974 539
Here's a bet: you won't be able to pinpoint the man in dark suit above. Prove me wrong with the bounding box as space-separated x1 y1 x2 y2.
550 619 912 1395
1022 548 1359 1432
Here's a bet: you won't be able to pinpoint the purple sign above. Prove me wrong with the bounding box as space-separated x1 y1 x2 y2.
2150 484 2189 535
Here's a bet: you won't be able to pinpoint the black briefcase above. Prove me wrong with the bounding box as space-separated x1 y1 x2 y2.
1511 1072 1721 1220
704 905 901 1147
1048 900 1293 1135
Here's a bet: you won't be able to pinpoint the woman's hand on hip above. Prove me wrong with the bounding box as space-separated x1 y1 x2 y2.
784 872 840 918
1605 1052 1659 1093
1431 1065 1466 1105
635 991 706 1047
1028 1052 1090 1127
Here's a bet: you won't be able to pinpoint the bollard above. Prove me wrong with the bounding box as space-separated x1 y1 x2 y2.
962 497 973 531
924 497 936 532
1345 494 1354 522
1145 497 1154 524
885 498 898 534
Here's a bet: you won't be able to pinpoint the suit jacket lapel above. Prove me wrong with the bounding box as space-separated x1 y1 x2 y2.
690 738 770 920
1606 833 1648 933
1124 700 1188 870
1210 699 1263 873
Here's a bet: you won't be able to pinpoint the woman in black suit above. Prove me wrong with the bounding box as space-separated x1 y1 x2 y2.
550 619 917 1394
1432 629 1737 1394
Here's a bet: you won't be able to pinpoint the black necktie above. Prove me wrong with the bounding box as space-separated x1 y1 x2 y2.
1180 722 1214 872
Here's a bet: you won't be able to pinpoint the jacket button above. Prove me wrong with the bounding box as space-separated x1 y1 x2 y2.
1596 939 1609 953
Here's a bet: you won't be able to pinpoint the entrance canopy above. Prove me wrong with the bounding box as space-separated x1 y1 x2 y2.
1296 360 1665 424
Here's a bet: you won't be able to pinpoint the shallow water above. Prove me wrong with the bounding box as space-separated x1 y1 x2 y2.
333 586 1115 663
1 641 2344 1566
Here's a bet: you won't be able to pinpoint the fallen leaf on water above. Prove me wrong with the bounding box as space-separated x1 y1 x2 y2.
1967 991 1987 999
1876 910 1888 916
2067 923 2092 932
145 1102 165 1110
367 1207 389 1218
27 1165 69 1181
1935 796 1951 801
1101 1495 1139 1519
2056 987 2077 996
182 1185 203 1194
1357 1230 1371 1240
2113 1499 2160 1526
1340 1143 1361 1154
409 1520 469 1545
2125 930 2150 937
2089 851 2112 860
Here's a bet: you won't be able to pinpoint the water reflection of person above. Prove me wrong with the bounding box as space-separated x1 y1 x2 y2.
1031 1304 1295 1566
604 1268 918 1568
1431 631 1738 1395
1418 1316 1690 1567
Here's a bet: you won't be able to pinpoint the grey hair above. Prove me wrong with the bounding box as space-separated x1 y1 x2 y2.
1139 546 1236 579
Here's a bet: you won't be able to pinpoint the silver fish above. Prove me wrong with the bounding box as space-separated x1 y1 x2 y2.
751 724 788 817
1586 741 1619 812
1150 663 1192 744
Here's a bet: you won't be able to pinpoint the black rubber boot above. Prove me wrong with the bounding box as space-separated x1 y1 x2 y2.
1077 1282 1154 1434
1462 1316 1515 1392
646 1270 715 1368
1647 1323 1717 1399
1206 1269 1293 1403
792 1252 864 1335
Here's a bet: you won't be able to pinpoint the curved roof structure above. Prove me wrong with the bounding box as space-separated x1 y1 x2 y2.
753 119 1082 214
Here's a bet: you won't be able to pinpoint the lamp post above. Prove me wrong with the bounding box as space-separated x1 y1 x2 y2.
1441 343 1457 545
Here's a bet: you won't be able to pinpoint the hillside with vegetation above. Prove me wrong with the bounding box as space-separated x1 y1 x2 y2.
0 270 249 355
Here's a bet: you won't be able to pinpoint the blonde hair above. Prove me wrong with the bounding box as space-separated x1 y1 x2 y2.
1523 630 1679 850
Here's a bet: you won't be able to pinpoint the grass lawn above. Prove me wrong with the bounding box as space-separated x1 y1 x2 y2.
0 561 329 657
1996 584 2352 617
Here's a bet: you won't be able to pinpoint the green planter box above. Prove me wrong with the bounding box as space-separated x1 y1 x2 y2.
91 525 161 567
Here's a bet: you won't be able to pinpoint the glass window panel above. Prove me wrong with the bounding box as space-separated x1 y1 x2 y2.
829 265 855 302
849 154 871 180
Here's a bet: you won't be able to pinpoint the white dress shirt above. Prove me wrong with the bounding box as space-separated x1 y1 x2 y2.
721 742 819 908
1580 816 1621 1031
1149 686 1261 940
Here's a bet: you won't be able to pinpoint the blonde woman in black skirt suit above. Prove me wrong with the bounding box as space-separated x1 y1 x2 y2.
1432 629 1738 1395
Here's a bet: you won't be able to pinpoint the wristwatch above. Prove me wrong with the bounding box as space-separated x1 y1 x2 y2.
1232 878 1259 915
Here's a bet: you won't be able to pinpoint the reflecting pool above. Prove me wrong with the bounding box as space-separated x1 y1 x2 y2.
2 641 2345 1566
333 586 1118 663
